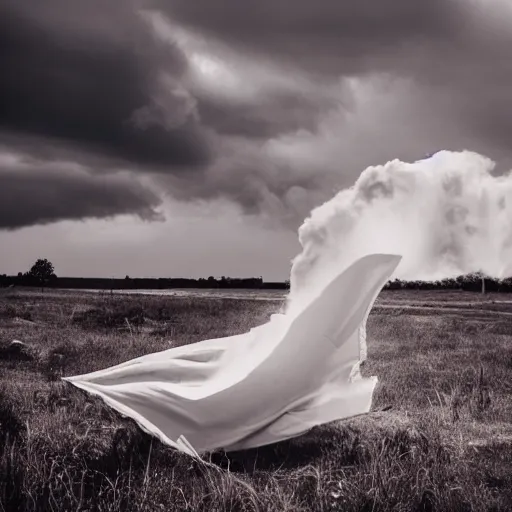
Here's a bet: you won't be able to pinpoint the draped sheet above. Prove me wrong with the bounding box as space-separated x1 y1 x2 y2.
63 253 401 455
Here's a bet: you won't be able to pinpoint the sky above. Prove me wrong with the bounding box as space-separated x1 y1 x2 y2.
1 0 512 280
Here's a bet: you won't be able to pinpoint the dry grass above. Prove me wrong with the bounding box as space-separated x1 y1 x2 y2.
1 289 512 511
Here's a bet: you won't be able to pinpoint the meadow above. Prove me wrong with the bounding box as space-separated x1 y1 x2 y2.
1 288 511 511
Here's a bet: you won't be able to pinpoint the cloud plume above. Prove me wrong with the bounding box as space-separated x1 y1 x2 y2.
288 150 512 313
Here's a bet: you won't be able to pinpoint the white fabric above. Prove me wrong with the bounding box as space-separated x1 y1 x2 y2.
63 253 401 455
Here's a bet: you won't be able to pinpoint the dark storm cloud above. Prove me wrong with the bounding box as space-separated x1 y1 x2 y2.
154 137 330 230
0 158 163 230
0 0 210 169
197 93 338 139
2 0 512 234
153 0 512 160
152 0 463 75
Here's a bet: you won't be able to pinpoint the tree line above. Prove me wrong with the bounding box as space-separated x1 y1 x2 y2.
384 273 512 293
0 259 286 290
1 259 512 292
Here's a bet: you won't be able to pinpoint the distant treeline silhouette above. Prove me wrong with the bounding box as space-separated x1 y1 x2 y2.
0 274 289 290
383 273 512 293
1 272 512 292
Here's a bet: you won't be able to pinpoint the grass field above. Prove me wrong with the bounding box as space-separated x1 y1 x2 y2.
1 288 512 511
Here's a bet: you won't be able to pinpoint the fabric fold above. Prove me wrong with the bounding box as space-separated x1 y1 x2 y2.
63 253 401 454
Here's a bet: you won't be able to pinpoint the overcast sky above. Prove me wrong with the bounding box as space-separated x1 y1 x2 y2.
1 0 512 280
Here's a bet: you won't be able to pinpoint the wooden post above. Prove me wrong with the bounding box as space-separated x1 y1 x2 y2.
481 276 486 295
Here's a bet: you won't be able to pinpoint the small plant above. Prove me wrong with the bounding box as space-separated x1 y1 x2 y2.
73 303 145 331
0 304 33 321
438 364 491 422
0 392 25 458
41 344 80 381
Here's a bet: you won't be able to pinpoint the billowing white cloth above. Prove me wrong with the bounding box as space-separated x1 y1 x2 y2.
63 254 401 455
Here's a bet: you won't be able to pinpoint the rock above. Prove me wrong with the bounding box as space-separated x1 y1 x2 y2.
13 317 37 326
0 340 35 361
